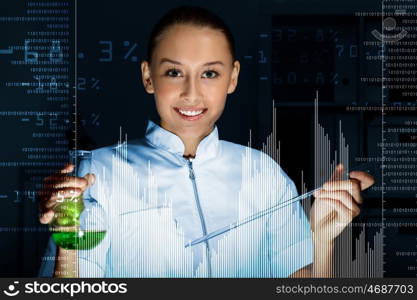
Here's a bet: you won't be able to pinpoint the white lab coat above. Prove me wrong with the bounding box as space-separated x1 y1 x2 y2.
39 120 313 278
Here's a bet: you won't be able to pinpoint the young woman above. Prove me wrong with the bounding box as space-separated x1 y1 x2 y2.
38 5 374 278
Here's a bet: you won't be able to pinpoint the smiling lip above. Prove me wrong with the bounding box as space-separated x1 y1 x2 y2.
174 107 207 121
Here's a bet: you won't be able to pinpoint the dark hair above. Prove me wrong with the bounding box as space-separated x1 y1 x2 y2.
146 5 236 63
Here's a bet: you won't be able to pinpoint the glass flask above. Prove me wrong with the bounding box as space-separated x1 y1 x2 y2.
50 150 107 250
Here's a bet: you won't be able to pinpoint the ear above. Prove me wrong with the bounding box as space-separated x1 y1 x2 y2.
227 60 240 94
141 60 155 94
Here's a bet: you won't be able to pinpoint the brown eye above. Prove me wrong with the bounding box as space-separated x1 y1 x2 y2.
165 69 182 77
202 70 218 79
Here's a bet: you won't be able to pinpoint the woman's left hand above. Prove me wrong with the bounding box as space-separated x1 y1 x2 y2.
310 164 375 243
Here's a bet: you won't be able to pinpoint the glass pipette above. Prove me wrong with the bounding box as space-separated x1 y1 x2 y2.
185 161 378 248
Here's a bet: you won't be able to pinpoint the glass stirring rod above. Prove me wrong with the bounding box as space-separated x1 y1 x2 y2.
185 161 378 248
185 187 321 248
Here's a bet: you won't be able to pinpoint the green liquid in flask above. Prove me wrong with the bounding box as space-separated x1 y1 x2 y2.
52 230 106 250
51 196 106 250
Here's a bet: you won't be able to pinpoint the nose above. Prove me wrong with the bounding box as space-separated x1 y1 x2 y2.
181 76 202 104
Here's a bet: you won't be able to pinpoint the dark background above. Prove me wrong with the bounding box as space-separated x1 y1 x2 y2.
1 0 416 277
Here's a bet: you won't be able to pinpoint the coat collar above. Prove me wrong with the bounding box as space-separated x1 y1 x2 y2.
144 119 220 162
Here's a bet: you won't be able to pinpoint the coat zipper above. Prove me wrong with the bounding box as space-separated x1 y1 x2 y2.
186 158 212 277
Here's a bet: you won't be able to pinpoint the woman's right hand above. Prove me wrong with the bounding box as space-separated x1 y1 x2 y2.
38 164 96 224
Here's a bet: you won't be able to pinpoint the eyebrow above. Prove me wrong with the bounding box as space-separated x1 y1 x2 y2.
159 58 224 66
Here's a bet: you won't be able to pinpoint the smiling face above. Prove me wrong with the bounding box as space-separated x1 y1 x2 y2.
141 24 240 141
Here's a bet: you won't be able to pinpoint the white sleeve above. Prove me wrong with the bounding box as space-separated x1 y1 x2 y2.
38 237 56 277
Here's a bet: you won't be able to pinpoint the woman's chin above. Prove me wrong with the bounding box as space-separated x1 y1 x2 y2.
161 117 214 138
175 125 213 138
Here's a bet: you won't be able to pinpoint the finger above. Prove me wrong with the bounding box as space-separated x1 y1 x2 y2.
40 188 83 211
39 210 55 224
43 174 94 196
317 198 359 223
321 179 362 204
329 164 344 182
348 171 375 191
84 173 96 187
315 190 361 213
60 163 74 174
38 185 81 197
42 163 73 179
50 176 89 190
42 164 75 184
42 172 67 184
48 188 83 203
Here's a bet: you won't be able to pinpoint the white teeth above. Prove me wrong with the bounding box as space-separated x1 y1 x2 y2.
178 109 203 116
